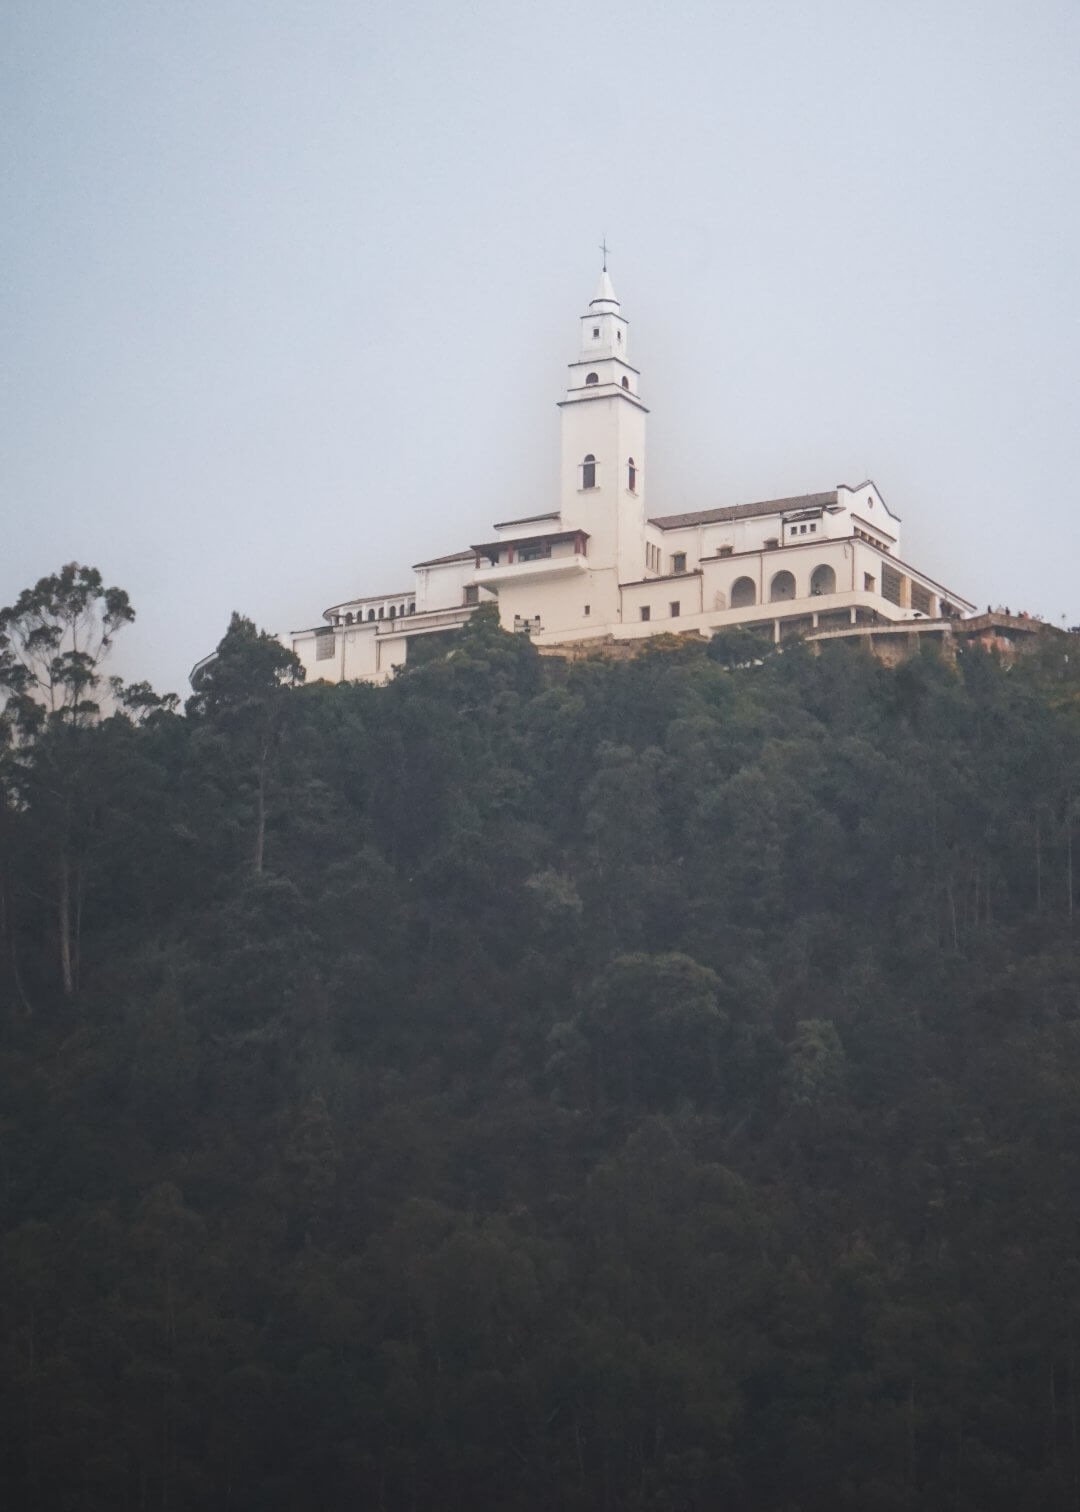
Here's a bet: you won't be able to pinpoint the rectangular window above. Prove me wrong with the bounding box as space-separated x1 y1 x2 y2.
800 525 807 535
670 601 680 618
864 573 876 592
809 523 817 533
583 604 590 616
640 605 651 621
672 553 687 574
517 544 551 562
911 582 933 615
315 628 335 661
719 545 733 557
464 584 479 605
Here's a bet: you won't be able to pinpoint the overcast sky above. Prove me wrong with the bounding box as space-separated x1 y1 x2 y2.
4 0 1078 696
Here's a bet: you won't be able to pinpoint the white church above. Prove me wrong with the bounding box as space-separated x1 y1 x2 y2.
289 267 976 683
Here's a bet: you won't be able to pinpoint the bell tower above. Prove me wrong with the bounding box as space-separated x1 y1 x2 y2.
558 263 649 621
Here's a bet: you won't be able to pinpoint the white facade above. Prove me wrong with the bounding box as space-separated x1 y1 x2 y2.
289 270 974 683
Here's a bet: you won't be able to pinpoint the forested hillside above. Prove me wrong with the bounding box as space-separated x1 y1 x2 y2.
3 574 1080 1512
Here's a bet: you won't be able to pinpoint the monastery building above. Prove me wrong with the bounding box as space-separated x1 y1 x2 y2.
289 267 977 683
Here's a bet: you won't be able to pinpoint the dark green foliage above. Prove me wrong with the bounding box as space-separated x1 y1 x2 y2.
2 586 1080 1510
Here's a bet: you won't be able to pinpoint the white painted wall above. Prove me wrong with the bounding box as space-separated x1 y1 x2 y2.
559 390 647 610
414 556 477 612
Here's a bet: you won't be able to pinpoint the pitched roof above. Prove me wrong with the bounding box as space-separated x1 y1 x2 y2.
492 512 561 529
650 491 838 531
411 549 475 568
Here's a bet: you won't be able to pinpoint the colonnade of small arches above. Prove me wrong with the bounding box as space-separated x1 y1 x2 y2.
335 600 417 626
728 564 837 609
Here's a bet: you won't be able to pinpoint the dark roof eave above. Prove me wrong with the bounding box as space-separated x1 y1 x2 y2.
412 550 475 569
620 570 703 588
471 528 591 554
650 491 838 531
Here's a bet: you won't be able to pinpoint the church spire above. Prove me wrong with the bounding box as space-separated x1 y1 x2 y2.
561 254 644 407
590 267 619 312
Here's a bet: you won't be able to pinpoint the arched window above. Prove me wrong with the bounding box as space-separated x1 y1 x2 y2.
408 602 415 614
731 576 757 609
389 604 396 619
368 608 375 621
810 564 836 596
378 606 384 619
770 570 796 602
585 372 599 386
582 454 596 489
345 611 353 624
621 376 630 389
628 457 637 492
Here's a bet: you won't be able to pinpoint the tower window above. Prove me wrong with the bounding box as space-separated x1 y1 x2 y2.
585 372 599 386
584 604 590 616
592 326 600 337
616 331 622 342
621 376 630 389
582 454 596 489
628 457 637 492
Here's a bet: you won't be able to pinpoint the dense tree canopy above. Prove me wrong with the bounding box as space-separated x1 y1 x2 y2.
2 576 1080 1510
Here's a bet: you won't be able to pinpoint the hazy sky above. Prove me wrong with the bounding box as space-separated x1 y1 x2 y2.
4 0 1078 696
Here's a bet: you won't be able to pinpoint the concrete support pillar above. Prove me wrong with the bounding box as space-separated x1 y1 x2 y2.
773 619 781 644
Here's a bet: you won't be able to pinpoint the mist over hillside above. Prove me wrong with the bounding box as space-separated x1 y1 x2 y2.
3 587 1080 1511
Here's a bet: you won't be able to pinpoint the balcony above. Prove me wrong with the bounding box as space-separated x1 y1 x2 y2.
471 528 590 587
474 551 588 587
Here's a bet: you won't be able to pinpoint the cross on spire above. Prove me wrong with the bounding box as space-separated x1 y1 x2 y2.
599 235 611 272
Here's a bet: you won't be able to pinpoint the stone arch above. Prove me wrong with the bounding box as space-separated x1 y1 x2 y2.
810 563 836 596
367 608 375 621
730 576 757 609
770 570 796 602
585 372 599 386
344 611 353 624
